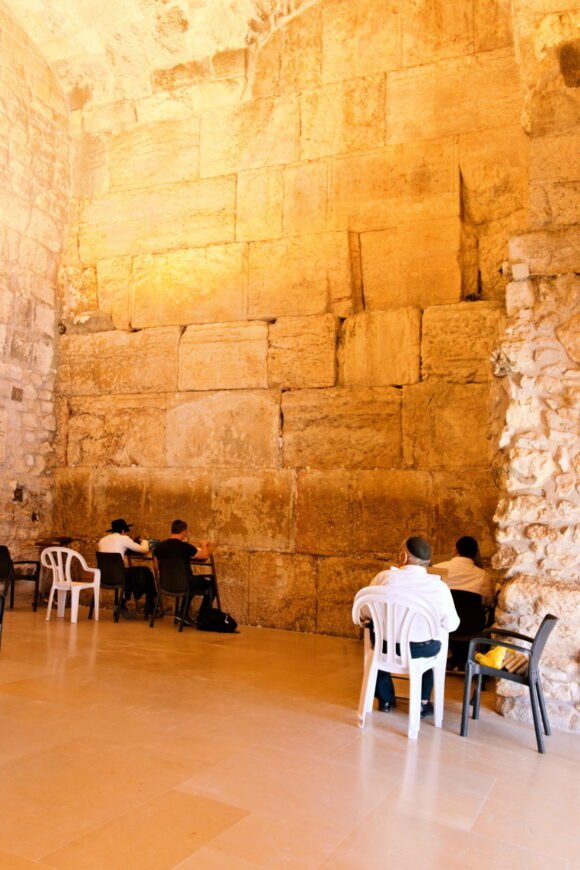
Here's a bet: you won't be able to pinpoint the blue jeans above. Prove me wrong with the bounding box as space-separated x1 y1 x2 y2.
374 639 442 704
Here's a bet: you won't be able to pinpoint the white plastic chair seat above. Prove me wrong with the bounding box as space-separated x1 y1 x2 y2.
352 585 449 739
41 547 100 624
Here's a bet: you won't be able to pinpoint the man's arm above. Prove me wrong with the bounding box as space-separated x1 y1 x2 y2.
123 535 149 554
191 540 212 560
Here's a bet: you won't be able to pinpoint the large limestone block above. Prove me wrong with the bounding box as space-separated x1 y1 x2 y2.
52 468 94 537
236 167 283 242
215 469 295 550
248 232 353 319
330 140 459 233
131 244 246 329
422 302 505 382
199 95 299 178
432 470 499 558
509 227 580 275
91 468 151 537
57 327 180 396
213 548 249 625
283 161 328 238
179 321 268 391
166 390 280 469
279 4 322 95
387 49 521 145
317 556 388 637
144 469 215 541
322 0 400 83
268 314 337 389
71 133 109 198
248 552 316 631
300 76 385 161
403 382 492 469
403 0 474 65
459 126 529 224
361 217 463 310
79 176 236 262
282 387 402 469
136 79 245 123
96 257 132 330
109 118 200 191
296 469 433 557
65 394 166 468
479 211 527 300
474 0 514 52
341 309 421 386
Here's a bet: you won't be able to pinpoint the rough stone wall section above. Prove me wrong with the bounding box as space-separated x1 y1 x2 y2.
0 1 70 555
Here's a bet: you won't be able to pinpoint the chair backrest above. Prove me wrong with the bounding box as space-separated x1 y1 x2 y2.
353 586 444 671
450 590 486 636
96 552 126 588
41 547 93 586
0 545 13 580
156 557 189 596
529 614 558 672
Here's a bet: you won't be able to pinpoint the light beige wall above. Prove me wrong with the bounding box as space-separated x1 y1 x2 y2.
54 0 527 634
0 0 70 555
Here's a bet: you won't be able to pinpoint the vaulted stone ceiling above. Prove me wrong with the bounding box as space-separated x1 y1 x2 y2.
3 0 265 103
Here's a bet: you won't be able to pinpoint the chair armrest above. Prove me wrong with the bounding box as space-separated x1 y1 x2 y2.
467 636 532 658
13 560 40 568
480 626 534 643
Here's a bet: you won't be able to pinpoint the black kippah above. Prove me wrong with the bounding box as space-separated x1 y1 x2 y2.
406 536 432 562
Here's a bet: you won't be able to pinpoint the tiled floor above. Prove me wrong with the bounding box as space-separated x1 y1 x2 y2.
0 598 578 869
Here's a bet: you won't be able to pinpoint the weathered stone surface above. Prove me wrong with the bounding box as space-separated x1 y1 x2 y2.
341 309 421 386
58 264 98 319
215 469 295 550
283 161 328 238
459 126 529 224
236 167 283 242
422 302 505 382
509 228 580 275
65 394 166 467
96 257 132 330
296 469 433 557
136 79 245 123
474 0 514 52
317 556 388 637
71 133 109 198
479 211 527 300
109 118 200 191
199 95 299 178
166 390 280 469
387 49 521 145
361 217 463 310
403 382 492 469
279 4 322 94
556 313 580 364
321 0 400 83
248 552 316 631
432 470 500 558
213 548 249 625
79 177 236 262
268 314 337 389
57 327 180 396
144 468 215 543
91 468 150 537
83 100 136 134
530 179 580 230
248 232 352 319
330 140 459 233
179 321 268 391
131 244 246 329
403 0 473 65
300 76 385 161
51 467 94 537
282 387 402 470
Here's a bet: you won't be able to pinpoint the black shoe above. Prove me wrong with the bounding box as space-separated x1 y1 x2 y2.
378 699 396 713
175 615 197 627
420 702 434 718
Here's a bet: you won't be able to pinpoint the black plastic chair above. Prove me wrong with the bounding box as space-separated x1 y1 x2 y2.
89 553 127 623
0 577 7 651
150 557 190 632
460 614 558 753
0 545 41 611
448 590 486 671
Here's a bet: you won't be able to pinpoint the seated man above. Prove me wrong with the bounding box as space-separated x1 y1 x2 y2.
153 519 214 627
97 518 155 618
369 536 459 717
433 536 494 605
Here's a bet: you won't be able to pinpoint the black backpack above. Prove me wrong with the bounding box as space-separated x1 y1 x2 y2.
197 608 238 633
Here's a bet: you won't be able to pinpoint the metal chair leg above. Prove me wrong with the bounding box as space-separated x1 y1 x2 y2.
529 680 545 754
535 676 551 736
460 664 472 737
472 672 483 720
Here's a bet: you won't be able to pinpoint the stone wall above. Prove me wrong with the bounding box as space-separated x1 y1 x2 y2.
0 1 70 555
51 0 524 636
493 2 580 732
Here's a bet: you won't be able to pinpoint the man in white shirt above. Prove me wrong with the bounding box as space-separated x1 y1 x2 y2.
370 536 459 717
433 536 494 605
97 518 151 618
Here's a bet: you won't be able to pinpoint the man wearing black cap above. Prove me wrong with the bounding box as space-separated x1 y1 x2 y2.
370 536 459 717
97 519 151 618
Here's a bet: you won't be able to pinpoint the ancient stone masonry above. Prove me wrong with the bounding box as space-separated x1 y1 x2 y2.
0 1 70 555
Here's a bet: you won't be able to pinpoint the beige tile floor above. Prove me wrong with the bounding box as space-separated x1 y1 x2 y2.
0 595 578 869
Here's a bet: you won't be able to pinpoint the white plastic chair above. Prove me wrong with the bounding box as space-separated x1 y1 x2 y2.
352 585 448 739
41 547 100 624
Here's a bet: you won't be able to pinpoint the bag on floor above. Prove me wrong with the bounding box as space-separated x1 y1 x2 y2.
196 607 238 633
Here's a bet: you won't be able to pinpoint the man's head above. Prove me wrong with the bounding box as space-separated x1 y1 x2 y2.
107 518 132 534
456 536 479 560
399 536 432 567
171 519 188 539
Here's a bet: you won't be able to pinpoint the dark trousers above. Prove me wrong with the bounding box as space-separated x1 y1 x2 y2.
187 576 215 618
125 566 156 613
374 639 442 704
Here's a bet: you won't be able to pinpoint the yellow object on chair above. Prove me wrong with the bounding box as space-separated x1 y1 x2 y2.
475 646 507 669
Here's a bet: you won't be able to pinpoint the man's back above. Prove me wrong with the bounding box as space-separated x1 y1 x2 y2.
371 564 459 640
433 555 493 603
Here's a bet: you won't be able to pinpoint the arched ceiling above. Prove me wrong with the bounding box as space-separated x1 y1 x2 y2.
3 0 264 104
